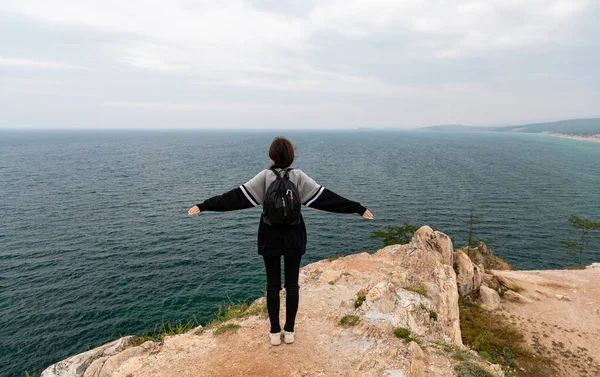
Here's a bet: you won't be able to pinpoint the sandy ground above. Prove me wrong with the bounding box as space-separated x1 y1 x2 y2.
112 250 468 377
494 266 600 377
114 282 423 377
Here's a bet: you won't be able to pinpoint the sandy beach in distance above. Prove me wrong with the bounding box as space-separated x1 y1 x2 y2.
541 132 600 143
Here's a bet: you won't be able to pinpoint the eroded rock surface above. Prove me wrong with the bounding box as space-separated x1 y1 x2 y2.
454 250 483 297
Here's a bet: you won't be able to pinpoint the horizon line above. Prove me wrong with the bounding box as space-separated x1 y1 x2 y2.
1 116 598 132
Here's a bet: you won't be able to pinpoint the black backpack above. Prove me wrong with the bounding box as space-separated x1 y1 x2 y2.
262 168 302 226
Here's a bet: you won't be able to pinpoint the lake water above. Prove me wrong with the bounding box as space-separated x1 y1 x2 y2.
1 130 599 376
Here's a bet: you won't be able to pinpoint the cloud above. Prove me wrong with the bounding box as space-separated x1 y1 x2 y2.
309 0 589 58
2 1 589 76
0 56 86 70
0 0 598 128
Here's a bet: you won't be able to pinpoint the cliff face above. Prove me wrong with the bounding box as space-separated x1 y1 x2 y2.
40 227 600 377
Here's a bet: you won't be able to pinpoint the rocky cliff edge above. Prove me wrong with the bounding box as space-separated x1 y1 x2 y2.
40 226 600 377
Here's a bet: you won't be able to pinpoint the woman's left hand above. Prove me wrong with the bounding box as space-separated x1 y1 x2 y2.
188 206 201 216
362 209 374 220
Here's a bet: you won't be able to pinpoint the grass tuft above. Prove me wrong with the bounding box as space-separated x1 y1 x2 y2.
136 317 200 343
340 315 360 327
459 297 555 376
510 285 524 293
25 371 40 377
213 323 242 336
393 327 423 345
134 299 267 344
394 327 411 340
454 363 495 377
209 300 267 327
405 284 428 297
327 254 343 262
429 310 438 321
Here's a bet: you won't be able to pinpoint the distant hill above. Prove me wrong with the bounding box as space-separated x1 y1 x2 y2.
492 118 600 135
424 118 600 136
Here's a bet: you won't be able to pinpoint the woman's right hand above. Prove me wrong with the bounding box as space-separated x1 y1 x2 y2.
188 206 201 216
362 209 374 220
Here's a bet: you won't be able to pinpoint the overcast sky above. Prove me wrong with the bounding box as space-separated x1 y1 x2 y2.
1 0 599 129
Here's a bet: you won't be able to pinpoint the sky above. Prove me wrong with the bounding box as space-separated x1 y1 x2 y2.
1 0 599 129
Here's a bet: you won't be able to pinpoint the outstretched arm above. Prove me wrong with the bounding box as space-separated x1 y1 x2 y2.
188 171 265 215
190 187 255 214
297 170 373 219
306 188 372 219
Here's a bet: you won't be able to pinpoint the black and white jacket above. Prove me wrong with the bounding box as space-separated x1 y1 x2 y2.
197 168 367 256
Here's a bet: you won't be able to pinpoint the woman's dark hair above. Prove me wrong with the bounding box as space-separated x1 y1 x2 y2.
269 137 295 169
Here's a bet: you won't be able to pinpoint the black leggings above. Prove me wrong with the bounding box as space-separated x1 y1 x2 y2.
262 255 302 333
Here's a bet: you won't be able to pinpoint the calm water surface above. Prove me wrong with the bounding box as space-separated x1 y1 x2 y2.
1 130 599 376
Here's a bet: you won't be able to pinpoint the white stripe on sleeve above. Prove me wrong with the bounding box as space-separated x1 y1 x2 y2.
306 186 325 207
239 185 259 207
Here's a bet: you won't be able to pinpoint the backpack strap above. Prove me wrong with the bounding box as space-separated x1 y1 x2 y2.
271 168 283 179
271 167 293 179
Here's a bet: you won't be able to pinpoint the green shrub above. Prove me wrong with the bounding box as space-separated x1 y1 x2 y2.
354 294 366 308
25 371 40 377
340 315 360 327
429 310 438 321
371 223 420 246
394 327 411 340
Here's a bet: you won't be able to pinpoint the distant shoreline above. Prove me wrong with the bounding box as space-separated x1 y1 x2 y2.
539 132 600 143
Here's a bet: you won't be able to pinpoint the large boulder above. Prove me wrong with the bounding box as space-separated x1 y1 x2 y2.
41 337 137 377
454 250 483 297
365 226 462 346
479 285 501 311
462 243 513 271
406 226 454 267
41 337 156 377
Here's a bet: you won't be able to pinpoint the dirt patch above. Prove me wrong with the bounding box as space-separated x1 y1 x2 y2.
493 267 600 377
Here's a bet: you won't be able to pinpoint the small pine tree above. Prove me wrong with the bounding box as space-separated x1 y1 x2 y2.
371 223 420 247
560 215 600 266
464 209 480 258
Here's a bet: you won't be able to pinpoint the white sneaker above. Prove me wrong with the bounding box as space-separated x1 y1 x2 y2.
283 331 295 344
269 332 282 346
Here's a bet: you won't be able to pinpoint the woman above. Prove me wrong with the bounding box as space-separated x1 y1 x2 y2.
188 137 373 346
